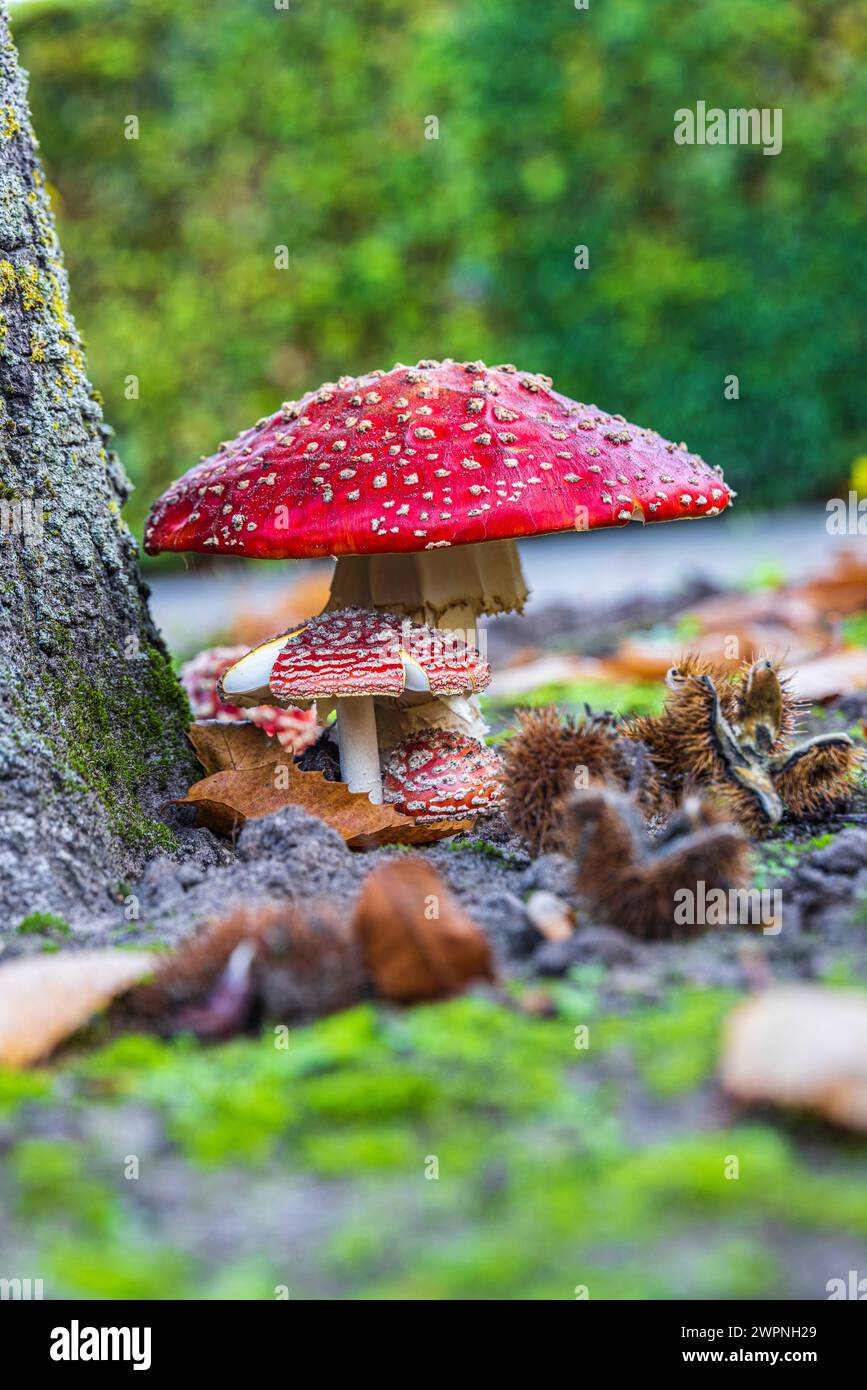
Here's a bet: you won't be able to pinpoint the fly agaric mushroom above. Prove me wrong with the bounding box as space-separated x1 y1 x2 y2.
218 608 490 803
144 360 735 638
180 645 318 753
384 729 503 822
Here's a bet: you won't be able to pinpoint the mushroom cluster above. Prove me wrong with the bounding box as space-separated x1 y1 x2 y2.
148 359 735 826
219 607 492 808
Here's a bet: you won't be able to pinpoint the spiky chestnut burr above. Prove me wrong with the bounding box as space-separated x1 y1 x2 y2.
562 788 750 939
498 705 645 854
627 656 859 836
121 901 365 1035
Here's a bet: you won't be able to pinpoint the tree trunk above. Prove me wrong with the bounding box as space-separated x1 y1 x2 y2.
0 5 196 927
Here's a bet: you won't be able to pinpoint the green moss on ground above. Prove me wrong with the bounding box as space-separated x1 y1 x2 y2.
16 910 71 936
751 832 838 890
440 838 524 867
2 987 865 1299
483 677 664 720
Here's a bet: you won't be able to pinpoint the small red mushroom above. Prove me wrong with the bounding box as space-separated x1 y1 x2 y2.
383 729 504 822
219 608 489 803
180 646 318 754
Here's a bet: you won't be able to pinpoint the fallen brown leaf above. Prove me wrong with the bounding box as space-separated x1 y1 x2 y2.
720 985 867 1132
0 950 156 1067
525 890 575 942
684 588 822 636
354 858 495 1002
784 649 867 704
177 758 471 848
796 549 867 617
187 720 285 775
609 623 822 682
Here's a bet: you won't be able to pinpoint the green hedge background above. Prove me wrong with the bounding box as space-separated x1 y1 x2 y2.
13 0 867 534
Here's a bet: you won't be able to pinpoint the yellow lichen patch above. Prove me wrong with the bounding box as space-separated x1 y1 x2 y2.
48 272 72 334
62 343 85 388
1 104 20 140
30 333 46 363
0 261 16 299
17 264 45 312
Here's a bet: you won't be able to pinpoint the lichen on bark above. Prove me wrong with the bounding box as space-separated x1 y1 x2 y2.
0 4 196 925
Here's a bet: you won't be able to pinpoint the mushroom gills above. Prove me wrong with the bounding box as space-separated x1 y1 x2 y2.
374 693 489 752
399 650 431 693
327 538 528 632
220 630 306 706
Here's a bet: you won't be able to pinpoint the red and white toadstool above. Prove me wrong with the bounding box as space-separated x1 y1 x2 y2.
218 608 490 803
179 645 318 753
383 729 504 823
145 359 735 638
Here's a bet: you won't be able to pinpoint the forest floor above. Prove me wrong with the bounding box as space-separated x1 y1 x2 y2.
2 556 867 1300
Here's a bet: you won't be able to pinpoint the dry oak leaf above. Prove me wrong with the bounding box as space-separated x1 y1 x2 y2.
178 755 471 848
785 648 867 704
0 950 156 1067
720 985 867 1133
354 858 495 1002
187 719 285 775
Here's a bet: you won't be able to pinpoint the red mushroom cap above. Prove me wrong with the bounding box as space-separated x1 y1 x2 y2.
268 607 490 703
180 646 318 753
144 359 734 559
383 729 504 822
181 645 252 721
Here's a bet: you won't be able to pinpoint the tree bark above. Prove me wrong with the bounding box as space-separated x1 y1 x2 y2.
0 5 196 927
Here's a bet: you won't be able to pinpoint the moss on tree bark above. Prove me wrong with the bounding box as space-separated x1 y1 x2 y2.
0 4 196 925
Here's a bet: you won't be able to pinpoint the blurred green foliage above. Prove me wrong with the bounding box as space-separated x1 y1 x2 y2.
14 0 867 538
4 989 867 1298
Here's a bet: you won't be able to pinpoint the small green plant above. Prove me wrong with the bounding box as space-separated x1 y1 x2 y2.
841 611 867 647
742 561 786 592
16 911 71 937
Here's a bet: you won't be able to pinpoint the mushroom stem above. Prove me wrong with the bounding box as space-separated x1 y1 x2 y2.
436 602 478 649
336 696 383 803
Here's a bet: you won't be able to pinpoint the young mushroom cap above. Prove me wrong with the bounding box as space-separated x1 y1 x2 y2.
180 646 318 753
383 729 504 823
182 645 253 721
264 608 491 704
218 632 299 707
144 359 735 561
